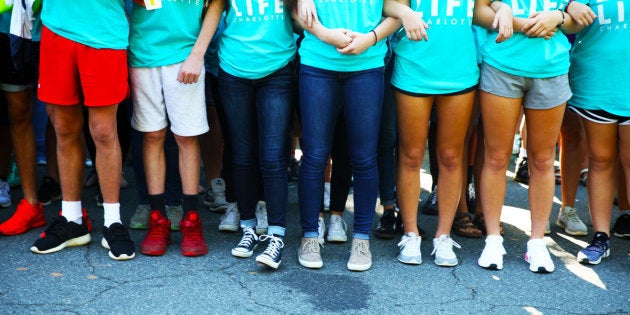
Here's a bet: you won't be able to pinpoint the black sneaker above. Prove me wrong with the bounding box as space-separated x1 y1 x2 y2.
101 223 136 261
288 157 300 181
613 214 630 239
375 208 398 239
421 187 438 215
256 234 284 269
38 176 62 206
231 227 258 258
31 216 91 254
513 157 529 184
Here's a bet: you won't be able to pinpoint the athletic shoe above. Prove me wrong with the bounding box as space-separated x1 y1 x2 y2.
231 227 258 258
166 205 183 231
31 215 91 254
347 238 372 271
95 192 103 207
478 235 506 270
37 176 62 206
323 182 331 211
327 214 347 242
140 210 171 256
129 204 150 230
101 223 136 261
375 208 399 239
545 221 551 235
0 179 10 207
255 201 268 234
556 205 588 236
577 232 610 265
512 133 521 155
397 232 422 265
525 238 555 273
317 216 326 245
0 199 46 235
219 203 239 232
612 213 630 238
513 156 529 184
180 211 208 257
432 234 461 267
298 237 323 269
421 187 438 215
203 178 229 212
256 234 284 269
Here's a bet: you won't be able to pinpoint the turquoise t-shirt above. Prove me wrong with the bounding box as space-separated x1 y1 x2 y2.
219 0 296 79
568 0 630 116
129 1 203 68
0 12 9 34
42 0 128 49
481 0 571 78
392 0 478 94
299 0 387 72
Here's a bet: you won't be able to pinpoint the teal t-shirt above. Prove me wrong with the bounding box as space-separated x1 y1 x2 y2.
42 0 128 49
392 0 478 94
219 0 296 79
569 0 630 116
481 0 571 78
0 12 9 34
298 0 387 72
129 1 203 68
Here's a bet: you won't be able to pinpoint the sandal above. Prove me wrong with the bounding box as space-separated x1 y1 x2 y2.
579 168 588 186
452 213 483 239
473 214 505 236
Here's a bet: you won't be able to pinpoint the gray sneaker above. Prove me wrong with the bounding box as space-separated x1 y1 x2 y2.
347 238 372 271
556 205 588 236
219 203 239 232
431 234 461 267
129 204 150 230
327 214 347 243
204 178 229 212
397 232 422 265
298 237 323 269
255 201 268 234
317 216 326 245
166 205 183 231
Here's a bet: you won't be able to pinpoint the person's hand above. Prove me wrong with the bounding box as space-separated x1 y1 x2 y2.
567 1 596 26
177 53 203 84
492 4 513 43
298 0 318 27
322 28 353 49
522 10 563 39
400 10 429 41
337 31 372 55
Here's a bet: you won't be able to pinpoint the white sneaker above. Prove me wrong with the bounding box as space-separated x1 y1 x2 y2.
317 216 326 245
255 201 268 234
478 235 506 270
545 221 551 235
323 182 330 211
556 205 588 236
525 238 555 273
219 203 239 232
0 179 10 208
397 232 422 265
432 234 461 267
204 178 229 212
326 214 347 242
347 238 372 271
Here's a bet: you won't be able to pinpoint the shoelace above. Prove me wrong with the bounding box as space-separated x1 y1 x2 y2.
182 223 204 242
352 240 369 255
565 209 582 223
146 220 169 240
586 236 608 253
431 237 461 255
397 235 420 248
222 205 238 220
109 224 131 242
429 189 438 204
259 235 284 257
237 228 258 248
330 216 347 233
302 238 321 253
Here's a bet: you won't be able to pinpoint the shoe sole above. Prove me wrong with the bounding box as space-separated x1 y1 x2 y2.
479 263 502 270
327 235 347 242
40 194 62 207
0 201 11 208
434 259 458 267
577 250 610 265
141 247 167 256
556 220 588 236
182 248 209 257
232 247 256 258
129 223 148 230
206 204 228 213
101 238 136 260
613 232 630 239
31 233 91 254
256 256 280 269
219 225 239 232
347 262 372 271
298 258 323 269
397 256 422 265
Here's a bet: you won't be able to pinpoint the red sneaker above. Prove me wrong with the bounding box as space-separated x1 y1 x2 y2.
141 210 171 256
180 211 208 257
0 199 46 235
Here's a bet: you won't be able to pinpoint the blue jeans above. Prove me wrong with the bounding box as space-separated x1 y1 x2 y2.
377 55 397 207
218 63 294 235
299 64 384 238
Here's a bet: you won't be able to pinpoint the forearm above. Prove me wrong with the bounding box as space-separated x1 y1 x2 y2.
373 17 402 44
189 1 224 59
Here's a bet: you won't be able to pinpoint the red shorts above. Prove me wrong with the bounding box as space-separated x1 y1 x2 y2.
38 26 129 106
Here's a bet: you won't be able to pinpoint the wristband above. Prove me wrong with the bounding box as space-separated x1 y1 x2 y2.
370 30 378 46
557 9 565 27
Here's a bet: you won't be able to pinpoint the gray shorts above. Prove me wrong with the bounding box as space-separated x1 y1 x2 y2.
479 63 572 110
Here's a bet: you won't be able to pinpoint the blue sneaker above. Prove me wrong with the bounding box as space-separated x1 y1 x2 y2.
577 232 610 265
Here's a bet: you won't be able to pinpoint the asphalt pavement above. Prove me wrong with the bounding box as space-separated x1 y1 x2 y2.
0 160 629 314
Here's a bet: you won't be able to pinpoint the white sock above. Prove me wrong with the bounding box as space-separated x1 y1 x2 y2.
519 148 528 158
103 203 122 227
62 201 83 224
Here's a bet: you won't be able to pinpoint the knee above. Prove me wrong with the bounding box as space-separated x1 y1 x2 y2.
589 153 615 172
143 129 167 146
484 151 510 171
437 147 462 172
399 148 424 170
527 154 555 173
